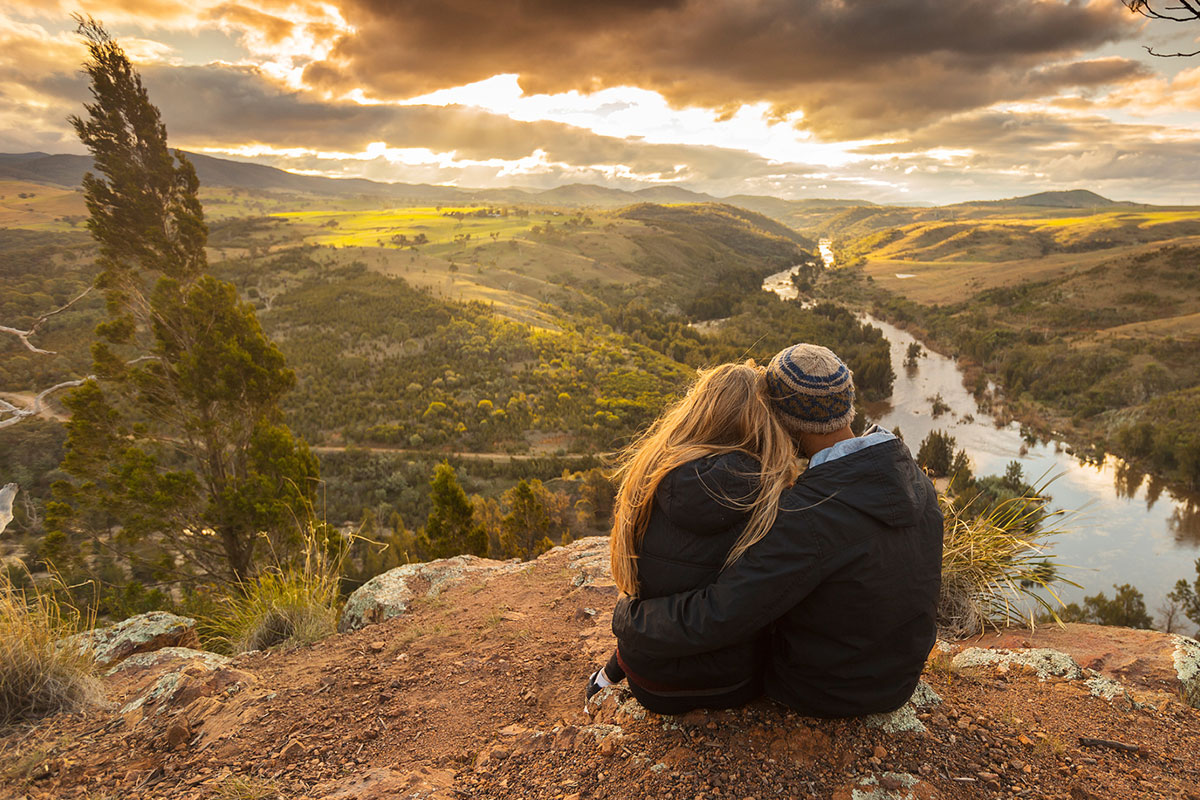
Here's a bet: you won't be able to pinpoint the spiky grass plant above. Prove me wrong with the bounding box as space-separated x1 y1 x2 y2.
0 570 99 726
937 485 1077 640
205 525 345 653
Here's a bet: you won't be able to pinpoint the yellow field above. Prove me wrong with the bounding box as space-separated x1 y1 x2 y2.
270 206 569 253
0 181 86 231
860 241 1193 304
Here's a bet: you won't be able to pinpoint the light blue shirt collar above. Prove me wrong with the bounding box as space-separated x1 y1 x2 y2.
807 425 897 469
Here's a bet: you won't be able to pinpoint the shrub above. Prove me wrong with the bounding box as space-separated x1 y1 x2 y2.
203 528 344 653
0 571 99 726
937 486 1075 639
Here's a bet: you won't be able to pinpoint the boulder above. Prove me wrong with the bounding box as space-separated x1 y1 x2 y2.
64 611 199 669
950 624 1200 708
339 555 522 632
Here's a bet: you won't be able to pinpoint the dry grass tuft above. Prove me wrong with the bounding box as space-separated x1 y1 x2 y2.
205 527 344 653
211 775 284 800
0 570 100 727
938 486 1076 640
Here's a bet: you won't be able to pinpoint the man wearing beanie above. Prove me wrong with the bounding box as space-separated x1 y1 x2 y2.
612 344 943 718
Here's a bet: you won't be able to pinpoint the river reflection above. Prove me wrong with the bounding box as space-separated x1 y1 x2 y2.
761 263 1200 609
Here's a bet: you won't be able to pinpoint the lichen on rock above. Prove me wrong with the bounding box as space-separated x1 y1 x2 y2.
864 680 940 735
1172 634 1200 708
104 647 229 677
64 611 199 669
839 771 925 800
951 647 1084 681
865 703 926 735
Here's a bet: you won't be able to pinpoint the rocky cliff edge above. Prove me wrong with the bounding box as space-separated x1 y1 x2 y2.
3 537 1199 800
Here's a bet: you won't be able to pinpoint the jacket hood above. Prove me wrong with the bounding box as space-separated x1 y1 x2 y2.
656 452 760 536
789 437 931 529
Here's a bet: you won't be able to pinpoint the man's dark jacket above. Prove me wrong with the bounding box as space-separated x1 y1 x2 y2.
617 452 767 695
612 437 943 717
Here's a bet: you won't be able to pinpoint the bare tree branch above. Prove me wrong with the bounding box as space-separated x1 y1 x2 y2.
0 378 92 429
0 356 160 429
1143 44 1200 55
1125 0 1200 21
0 286 93 355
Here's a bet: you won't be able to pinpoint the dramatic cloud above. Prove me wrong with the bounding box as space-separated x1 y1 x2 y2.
303 0 1139 138
0 1 1197 203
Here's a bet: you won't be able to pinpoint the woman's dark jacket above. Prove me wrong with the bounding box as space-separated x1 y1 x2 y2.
616 452 766 696
613 437 943 718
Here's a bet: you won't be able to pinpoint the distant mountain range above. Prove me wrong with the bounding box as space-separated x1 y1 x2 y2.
0 151 1135 211
0 150 879 211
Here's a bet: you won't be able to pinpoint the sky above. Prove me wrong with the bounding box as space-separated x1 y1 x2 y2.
3 0 1200 204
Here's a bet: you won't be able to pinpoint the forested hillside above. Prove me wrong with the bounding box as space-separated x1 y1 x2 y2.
0 186 895 617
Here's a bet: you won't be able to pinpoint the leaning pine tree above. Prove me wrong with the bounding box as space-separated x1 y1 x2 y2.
47 18 318 586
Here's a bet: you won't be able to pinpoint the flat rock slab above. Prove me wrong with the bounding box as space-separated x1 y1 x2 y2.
316 766 457 800
105 646 229 677
64 611 199 669
950 623 1200 708
339 555 523 632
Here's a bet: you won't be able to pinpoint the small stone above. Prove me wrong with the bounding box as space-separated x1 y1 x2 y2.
368 641 386 653
279 739 307 762
873 746 888 759
165 720 191 750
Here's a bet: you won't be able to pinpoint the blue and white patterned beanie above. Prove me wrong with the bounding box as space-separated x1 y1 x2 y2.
764 344 856 435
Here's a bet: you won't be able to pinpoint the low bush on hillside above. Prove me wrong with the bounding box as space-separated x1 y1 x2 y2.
0 570 98 726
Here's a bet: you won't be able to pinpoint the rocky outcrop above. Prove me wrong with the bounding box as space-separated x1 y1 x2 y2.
119 655 254 720
339 538 615 634
946 624 1200 709
63 611 199 669
9 543 1200 800
557 536 612 588
339 554 525 632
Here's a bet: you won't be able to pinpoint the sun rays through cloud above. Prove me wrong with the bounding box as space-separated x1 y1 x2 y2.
2 0 1200 203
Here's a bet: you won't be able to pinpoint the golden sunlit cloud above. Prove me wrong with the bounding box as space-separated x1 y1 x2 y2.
0 1 1198 203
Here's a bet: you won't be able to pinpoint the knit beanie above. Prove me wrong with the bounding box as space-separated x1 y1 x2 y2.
764 344 856 435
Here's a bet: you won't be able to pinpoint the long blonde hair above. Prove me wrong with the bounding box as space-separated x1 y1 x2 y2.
609 362 800 596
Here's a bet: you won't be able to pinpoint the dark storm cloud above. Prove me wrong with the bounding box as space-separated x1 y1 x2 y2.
302 0 1139 138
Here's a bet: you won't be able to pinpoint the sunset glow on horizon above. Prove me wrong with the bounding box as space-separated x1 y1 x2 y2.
3 0 1200 204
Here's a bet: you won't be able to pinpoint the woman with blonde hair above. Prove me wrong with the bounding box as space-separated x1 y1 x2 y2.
586 360 800 713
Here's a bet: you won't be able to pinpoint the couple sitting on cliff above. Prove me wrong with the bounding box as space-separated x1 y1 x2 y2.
590 343 943 718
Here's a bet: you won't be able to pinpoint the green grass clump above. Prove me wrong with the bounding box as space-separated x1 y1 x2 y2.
0 571 99 726
937 487 1076 639
205 530 344 653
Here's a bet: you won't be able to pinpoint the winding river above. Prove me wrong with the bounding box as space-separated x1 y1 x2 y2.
762 251 1200 612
